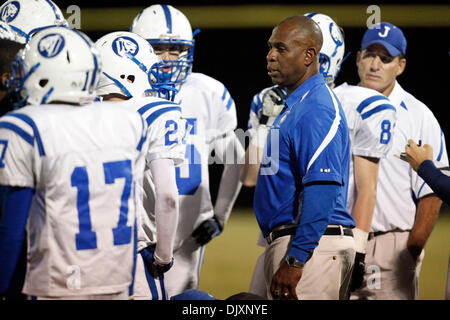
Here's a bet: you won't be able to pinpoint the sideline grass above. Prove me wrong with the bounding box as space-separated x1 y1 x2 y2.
199 208 450 300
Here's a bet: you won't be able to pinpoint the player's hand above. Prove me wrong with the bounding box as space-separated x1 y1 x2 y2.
140 245 174 278
259 86 287 126
191 216 223 245
349 252 366 292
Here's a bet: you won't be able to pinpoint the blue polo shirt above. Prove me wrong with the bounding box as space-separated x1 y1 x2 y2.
254 74 355 262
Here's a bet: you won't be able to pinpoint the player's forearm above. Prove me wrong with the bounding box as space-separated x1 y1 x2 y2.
149 159 179 264
352 155 380 232
212 134 244 226
418 160 450 205
240 144 263 187
214 163 242 227
240 125 270 186
407 194 442 258
352 187 377 232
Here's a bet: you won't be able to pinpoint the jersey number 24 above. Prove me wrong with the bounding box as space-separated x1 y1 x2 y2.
165 118 202 195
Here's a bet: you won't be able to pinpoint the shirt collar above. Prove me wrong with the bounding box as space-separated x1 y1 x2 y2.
285 74 325 109
386 80 404 106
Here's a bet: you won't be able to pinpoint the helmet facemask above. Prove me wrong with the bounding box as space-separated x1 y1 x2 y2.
150 41 193 88
6 51 35 109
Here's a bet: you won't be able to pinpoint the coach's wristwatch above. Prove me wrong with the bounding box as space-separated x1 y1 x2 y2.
285 256 305 269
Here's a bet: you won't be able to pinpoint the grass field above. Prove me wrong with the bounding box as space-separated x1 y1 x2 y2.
198 208 450 300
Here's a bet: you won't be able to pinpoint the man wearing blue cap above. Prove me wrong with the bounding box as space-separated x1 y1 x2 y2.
351 22 448 300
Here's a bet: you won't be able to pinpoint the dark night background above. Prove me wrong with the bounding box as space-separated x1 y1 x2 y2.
50 1 450 208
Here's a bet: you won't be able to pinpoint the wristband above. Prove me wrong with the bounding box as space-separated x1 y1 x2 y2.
353 228 369 253
153 251 173 266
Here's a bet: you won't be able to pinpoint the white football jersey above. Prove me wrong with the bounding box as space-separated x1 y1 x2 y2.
371 81 448 232
0 101 151 297
141 72 238 250
333 83 397 214
118 97 186 251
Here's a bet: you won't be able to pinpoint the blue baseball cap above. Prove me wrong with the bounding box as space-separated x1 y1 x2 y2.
170 289 216 300
361 22 407 57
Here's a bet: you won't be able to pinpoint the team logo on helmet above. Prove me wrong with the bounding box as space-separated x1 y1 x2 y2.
329 22 343 46
0 1 20 23
38 33 65 58
112 36 139 57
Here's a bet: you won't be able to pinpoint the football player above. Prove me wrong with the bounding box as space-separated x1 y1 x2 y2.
0 27 151 299
130 4 244 297
242 14 397 299
95 31 186 300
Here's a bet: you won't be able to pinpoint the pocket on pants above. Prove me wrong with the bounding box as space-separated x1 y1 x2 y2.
297 251 342 299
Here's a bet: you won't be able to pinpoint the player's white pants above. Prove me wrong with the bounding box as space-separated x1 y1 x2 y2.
350 230 424 300
163 237 205 298
249 252 267 298
132 253 169 300
249 232 268 298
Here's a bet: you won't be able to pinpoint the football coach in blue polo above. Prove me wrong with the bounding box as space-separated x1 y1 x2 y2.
254 15 356 300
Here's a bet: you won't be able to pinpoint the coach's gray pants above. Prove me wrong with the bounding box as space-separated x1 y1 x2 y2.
264 227 355 300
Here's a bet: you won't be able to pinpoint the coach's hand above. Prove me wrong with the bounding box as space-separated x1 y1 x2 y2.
259 86 287 126
192 216 223 245
349 252 366 292
140 245 174 278
270 261 302 300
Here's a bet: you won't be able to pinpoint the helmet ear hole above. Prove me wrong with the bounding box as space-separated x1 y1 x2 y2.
127 75 135 83
120 74 125 79
39 79 49 87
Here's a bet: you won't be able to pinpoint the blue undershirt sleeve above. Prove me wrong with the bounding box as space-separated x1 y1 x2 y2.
288 182 340 263
0 186 33 293
417 160 450 205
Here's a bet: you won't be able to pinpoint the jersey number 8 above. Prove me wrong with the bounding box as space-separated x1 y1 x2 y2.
380 120 392 145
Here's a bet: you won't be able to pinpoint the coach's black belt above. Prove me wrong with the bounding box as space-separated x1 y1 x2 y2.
265 224 353 244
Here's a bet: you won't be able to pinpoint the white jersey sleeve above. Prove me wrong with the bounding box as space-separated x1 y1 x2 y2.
334 83 397 159
0 113 36 187
127 97 186 166
217 83 238 136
